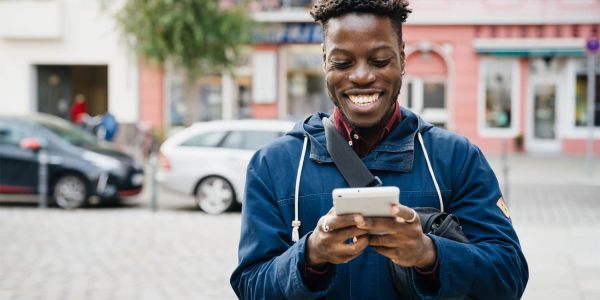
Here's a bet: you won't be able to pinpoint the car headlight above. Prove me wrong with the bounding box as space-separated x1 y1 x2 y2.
82 151 122 171
131 173 144 186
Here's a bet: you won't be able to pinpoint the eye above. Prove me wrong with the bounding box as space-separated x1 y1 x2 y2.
371 58 391 67
330 60 352 69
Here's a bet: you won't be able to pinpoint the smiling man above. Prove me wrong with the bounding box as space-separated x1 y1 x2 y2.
231 1 528 299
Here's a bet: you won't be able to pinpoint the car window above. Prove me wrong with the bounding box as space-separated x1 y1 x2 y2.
220 130 282 150
33 117 97 146
0 121 26 146
243 131 282 150
180 131 227 147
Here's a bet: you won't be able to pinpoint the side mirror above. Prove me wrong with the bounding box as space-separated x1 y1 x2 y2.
20 137 42 152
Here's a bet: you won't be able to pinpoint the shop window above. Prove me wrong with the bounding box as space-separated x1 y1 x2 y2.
574 63 600 128
199 82 223 122
287 73 329 119
285 45 332 120
402 77 447 128
238 84 252 119
168 75 223 126
478 58 520 137
281 0 313 8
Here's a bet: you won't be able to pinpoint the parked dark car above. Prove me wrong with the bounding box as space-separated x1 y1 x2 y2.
0 113 144 209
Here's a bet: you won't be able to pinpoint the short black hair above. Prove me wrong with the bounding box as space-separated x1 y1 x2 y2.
310 0 411 41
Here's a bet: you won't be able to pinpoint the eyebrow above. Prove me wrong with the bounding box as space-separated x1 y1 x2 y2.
328 44 396 56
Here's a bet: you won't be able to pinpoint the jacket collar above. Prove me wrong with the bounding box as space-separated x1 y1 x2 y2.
290 107 432 173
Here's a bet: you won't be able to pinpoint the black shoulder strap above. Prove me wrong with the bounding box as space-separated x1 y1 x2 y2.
322 117 381 188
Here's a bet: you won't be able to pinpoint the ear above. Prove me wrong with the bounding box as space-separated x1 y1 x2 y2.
321 42 327 72
400 41 406 58
399 41 406 74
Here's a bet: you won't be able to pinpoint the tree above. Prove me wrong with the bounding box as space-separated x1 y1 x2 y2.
116 0 252 76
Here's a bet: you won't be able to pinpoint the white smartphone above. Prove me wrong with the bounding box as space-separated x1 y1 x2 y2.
333 186 400 217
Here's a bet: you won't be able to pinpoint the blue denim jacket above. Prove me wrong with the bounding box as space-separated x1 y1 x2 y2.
231 108 528 299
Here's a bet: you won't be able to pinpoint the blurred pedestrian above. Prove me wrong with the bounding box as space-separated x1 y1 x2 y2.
69 94 87 124
231 0 528 299
98 112 119 141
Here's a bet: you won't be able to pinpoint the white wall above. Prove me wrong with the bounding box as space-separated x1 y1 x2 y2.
0 0 139 123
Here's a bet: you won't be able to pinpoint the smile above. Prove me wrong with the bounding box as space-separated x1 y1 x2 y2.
347 93 381 106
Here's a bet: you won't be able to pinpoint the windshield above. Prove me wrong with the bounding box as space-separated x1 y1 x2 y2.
34 116 98 146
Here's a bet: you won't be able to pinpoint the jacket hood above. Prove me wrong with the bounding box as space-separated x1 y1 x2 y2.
286 107 434 169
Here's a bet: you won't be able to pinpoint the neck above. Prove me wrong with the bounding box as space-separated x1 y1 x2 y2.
352 102 397 146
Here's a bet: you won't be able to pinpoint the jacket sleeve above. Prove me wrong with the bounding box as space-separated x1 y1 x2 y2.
412 139 529 300
230 152 336 299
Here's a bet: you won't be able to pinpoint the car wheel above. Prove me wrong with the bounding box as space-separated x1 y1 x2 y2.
53 175 88 209
195 176 235 215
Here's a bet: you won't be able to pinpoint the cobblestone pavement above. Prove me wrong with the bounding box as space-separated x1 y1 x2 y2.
510 183 600 300
0 205 241 300
1 158 599 300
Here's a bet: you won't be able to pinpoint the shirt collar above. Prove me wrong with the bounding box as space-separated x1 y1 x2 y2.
331 102 402 157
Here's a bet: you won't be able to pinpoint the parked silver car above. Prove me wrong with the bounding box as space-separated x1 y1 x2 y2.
156 119 294 214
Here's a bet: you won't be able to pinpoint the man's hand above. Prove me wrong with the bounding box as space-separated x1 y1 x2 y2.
306 209 370 267
367 204 437 269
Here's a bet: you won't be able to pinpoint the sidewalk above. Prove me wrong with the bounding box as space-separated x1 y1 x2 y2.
486 154 600 300
487 153 600 186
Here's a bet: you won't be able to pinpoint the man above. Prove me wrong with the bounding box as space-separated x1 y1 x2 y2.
231 1 528 299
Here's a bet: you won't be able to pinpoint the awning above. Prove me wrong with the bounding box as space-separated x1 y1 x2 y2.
474 38 586 57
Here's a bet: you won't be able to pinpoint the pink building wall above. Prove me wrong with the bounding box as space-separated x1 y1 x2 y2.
138 60 165 131
404 23 599 155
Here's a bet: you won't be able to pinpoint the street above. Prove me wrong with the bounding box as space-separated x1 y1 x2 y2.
1 156 600 300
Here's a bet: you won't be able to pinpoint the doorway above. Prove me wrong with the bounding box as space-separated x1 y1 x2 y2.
526 59 563 153
37 65 108 121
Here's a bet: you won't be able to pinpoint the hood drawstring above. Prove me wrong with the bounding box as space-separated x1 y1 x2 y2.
292 135 309 242
417 132 444 212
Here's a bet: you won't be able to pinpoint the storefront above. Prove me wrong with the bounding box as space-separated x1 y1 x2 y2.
251 22 332 121
473 26 599 154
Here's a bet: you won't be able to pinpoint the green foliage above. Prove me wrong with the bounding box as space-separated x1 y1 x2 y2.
117 0 252 76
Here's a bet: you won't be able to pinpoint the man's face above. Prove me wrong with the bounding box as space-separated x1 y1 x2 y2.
323 13 405 130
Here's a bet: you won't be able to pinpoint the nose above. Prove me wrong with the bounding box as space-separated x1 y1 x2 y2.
349 62 375 86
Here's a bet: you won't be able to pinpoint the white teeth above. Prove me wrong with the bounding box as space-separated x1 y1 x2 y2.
348 93 380 106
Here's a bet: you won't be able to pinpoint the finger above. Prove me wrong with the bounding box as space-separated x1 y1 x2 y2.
329 236 369 263
323 213 367 232
369 233 402 247
371 245 398 257
364 217 423 241
391 205 419 224
324 226 370 243
370 246 410 266
363 217 405 235
369 234 416 249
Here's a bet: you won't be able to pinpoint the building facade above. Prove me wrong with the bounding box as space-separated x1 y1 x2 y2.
1 0 598 156
0 0 139 127
205 0 600 155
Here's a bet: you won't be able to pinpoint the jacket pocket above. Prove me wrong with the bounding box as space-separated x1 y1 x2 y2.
277 193 333 239
400 190 452 210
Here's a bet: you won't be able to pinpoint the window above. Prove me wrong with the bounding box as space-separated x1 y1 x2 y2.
220 130 282 150
0 121 24 146
479 58 520 136
423 82 445 109
35 117 97 147
574 62 600 128
180 131 227 147
285 45 332 120
401 77 447 128
168 75 223 126
281 0 313 8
